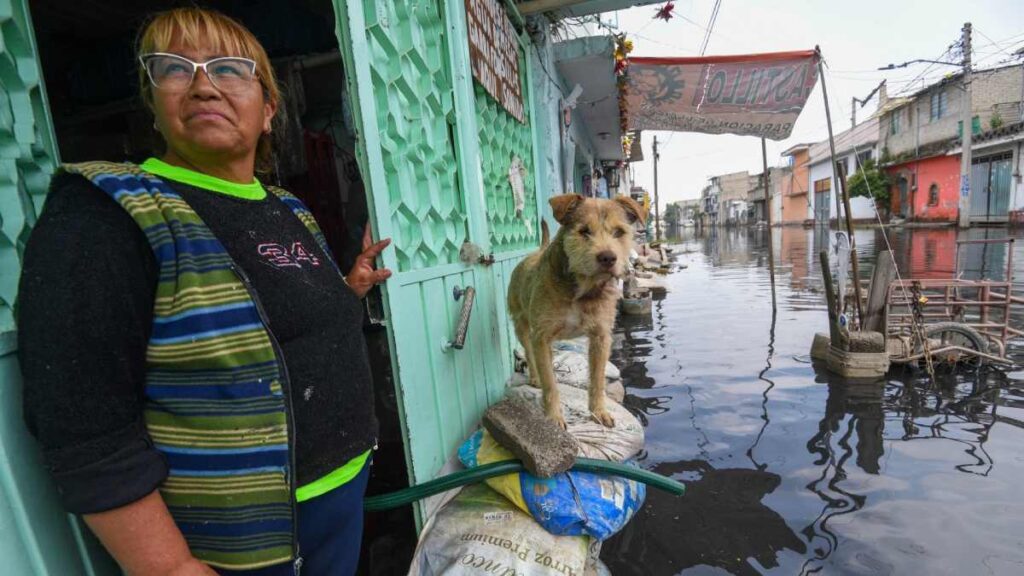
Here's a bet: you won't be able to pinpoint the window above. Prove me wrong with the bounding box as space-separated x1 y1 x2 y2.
958 116 982 137
930 90 947 121
928 183 939 206
856 150 872 169
890 110 902 135
814 178 831 193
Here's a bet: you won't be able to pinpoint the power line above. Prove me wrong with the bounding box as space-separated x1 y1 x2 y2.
973 28 1024 58
698 0 723 56
891 44 959 98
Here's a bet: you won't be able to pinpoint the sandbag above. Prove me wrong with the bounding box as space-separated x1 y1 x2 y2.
459 429 645 542
514 339 622 388
507 384 643 463
506 373 625 404
552 338 622 382
409 484 591 576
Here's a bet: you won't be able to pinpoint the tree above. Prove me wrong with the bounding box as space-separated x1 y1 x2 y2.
664 203 682 226
847 159 890 215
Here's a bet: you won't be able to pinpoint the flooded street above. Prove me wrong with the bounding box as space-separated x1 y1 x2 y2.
601 226 1024 576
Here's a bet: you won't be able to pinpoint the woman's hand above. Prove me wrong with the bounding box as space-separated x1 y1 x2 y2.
346 223 392 299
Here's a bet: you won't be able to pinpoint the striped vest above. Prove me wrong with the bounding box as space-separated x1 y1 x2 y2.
62 161 334 571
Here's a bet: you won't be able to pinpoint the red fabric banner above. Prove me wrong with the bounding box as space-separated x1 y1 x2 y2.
625 50 820 140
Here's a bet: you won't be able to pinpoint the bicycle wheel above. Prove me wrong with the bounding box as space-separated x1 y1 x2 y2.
914 322 988 369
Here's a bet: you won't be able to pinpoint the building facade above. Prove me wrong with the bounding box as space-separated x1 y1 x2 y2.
780 144 812 225
712 171 752 226
878 65 1023 223
807 116 881 224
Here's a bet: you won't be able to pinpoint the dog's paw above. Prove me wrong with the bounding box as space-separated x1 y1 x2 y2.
546 408 568 430
591 408 615 428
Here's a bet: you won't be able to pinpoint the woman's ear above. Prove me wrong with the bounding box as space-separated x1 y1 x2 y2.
263 97 278 134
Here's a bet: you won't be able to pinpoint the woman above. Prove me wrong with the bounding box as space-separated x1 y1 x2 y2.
594 169 609 199
18 8 389 576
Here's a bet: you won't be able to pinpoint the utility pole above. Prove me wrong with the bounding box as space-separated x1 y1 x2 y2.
851 80 886 128
958 22 973 229
653 135 661 241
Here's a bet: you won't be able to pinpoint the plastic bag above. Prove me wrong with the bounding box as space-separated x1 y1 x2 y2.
457 384 645 541
409 483 591 576
459 429 645 542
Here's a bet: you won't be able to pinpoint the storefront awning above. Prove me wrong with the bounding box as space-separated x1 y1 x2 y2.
554 35 625 161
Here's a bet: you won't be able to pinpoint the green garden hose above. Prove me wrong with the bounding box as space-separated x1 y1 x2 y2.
364 458 685 512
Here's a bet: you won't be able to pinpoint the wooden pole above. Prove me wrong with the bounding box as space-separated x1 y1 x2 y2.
818 49 865 328
653 136 661 241
864 250 897 333
817 50 844 229
762 138 777 311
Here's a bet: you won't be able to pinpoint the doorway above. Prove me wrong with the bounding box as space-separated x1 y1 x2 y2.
896 176 909 218
813 177 831 225
970 151 1013 223
28 0 416 570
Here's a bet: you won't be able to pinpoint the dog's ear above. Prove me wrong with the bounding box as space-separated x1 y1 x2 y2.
549 194 584 225
614 196 647 226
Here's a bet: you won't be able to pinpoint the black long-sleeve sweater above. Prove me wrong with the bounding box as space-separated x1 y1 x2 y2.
18 172 378 513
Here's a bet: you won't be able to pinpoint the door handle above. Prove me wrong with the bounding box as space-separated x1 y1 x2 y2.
443 285 476 351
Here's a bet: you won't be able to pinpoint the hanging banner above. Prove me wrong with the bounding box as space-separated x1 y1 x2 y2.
625 50 819 140
464 0 526 123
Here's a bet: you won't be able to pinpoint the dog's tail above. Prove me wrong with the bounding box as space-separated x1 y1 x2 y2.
540 220 550 248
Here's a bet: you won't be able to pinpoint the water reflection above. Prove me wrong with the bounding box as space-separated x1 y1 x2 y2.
602 225 1024 575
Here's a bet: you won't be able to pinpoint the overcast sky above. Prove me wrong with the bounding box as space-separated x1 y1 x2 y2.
605 0 1024 209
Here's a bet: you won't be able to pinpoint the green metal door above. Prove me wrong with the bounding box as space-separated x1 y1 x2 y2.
0 0 119 573
970 152 1013 222
333 0 513 511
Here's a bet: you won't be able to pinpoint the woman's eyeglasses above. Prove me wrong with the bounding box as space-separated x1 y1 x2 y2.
139 53 258 94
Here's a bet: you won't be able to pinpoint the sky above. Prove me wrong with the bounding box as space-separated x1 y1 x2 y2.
604 0 1024 211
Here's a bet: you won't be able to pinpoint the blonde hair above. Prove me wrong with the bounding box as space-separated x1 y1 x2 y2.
137 8 281 173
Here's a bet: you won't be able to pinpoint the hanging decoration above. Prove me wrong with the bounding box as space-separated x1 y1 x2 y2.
614 34 634 155
654 2 676 21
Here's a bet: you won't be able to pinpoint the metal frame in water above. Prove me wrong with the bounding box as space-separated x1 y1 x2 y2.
885 238 1023 365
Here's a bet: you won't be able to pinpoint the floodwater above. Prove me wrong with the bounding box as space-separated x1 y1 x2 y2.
600 225 1024 576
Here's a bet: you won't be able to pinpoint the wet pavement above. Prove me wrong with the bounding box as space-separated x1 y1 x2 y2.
600 225 1024 576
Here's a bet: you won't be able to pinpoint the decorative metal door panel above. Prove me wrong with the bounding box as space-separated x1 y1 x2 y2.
476 76 539 253
334 0 508 498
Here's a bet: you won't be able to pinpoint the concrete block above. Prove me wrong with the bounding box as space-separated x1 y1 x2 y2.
621 289 652 315
826 345 890 380
844 330 886 353
810 333 831 362
483 396 578 478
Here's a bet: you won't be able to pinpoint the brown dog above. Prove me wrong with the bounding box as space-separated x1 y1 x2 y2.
508 194 647 428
